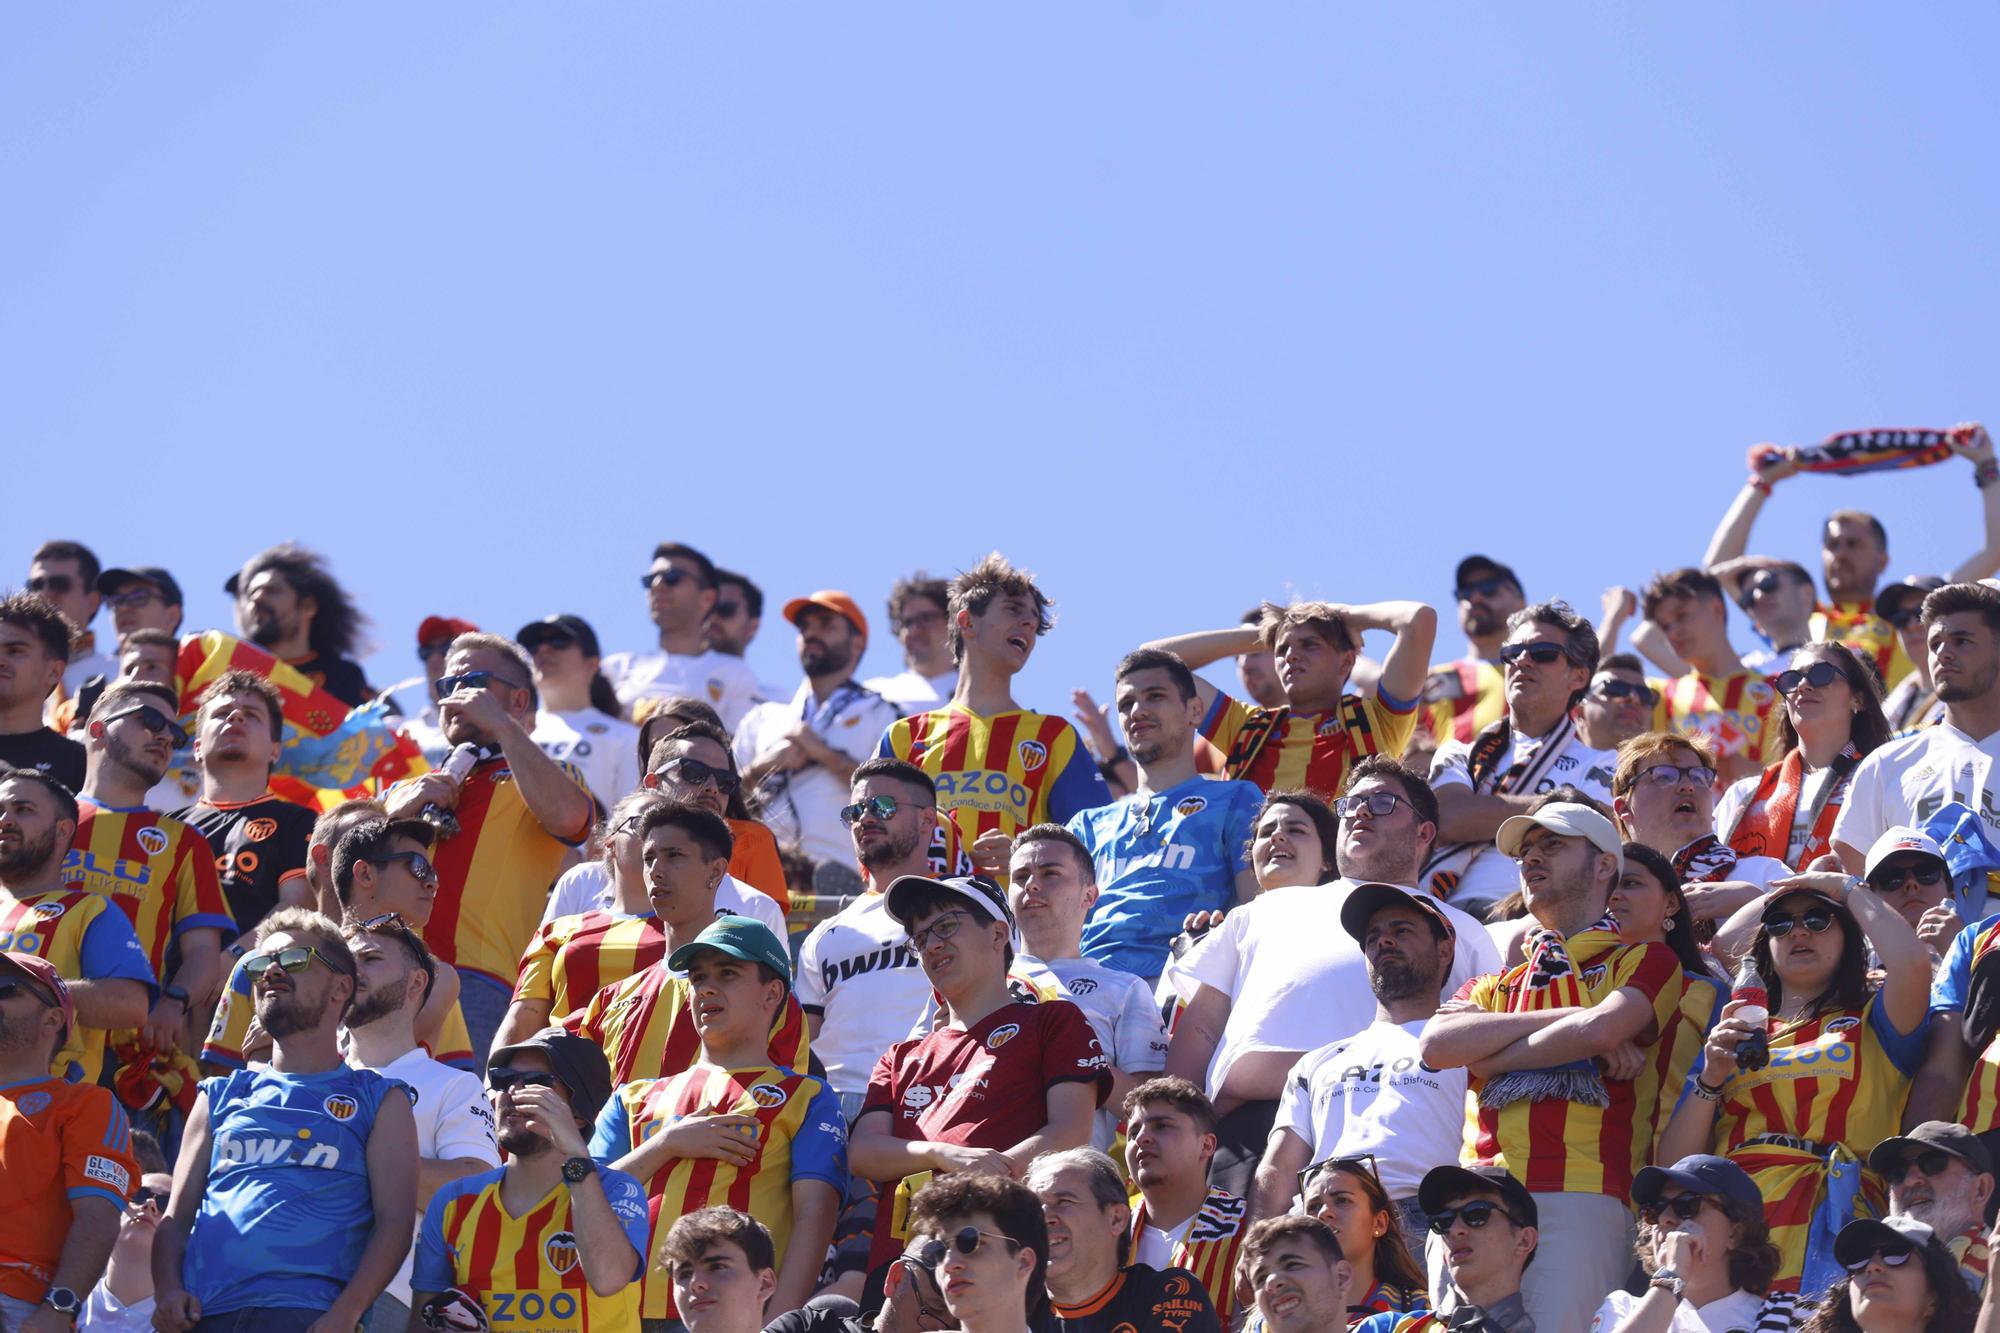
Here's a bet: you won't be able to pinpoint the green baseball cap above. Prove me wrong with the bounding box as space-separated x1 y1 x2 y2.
667 913 793 994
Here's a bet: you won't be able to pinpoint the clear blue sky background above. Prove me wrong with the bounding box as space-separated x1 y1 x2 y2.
6 7 1997 711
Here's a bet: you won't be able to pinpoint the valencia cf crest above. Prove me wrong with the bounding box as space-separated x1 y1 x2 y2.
31 901 65 920
987 1023 1021 1049
1016 740 1048 772
706 679 725 702
545 1231 581 1274
1824 1016 1861 1033
136 827 169 857
750 1083 788 1108
322 1094 360 1122
244 818 278 842
1174 796 1207 817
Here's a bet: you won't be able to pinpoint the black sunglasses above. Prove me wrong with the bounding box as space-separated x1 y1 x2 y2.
130 1186 169 1210
1886 607 1925 631
1763 908 1836 938
24 574 74 596
1638 1194 1707 1225
107 587 162 610
365 851 438 886
1428 1201 1518 1234
1499 641 1577 669
435 670 527 696
840 795 903 825
1455 576 1511 601
101 703 189 749
641 568 692 590
1332 792 1402 821
649 756 740 797
1894 1149 1958 1179
0 977 56 1009
487 1067 559 1093
1775 661 1842 696
912 1226 1022 1266
1590 677 1658 706
1844 1243 1917 1274
1739 570 1783 607
529 631 578 652
418 641 453 662
714 600 742 619
1869 861 1946 891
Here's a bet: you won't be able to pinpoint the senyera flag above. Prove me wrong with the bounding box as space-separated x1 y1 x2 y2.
1748 425 1976 478
173 630 427 809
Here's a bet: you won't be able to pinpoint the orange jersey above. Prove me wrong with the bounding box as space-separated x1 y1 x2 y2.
513 912 667 1024
1128 1186 1248 1325
1416 659 1507 749
62 798 233 977
1649 670 1783 772
875 705 1111 847
590 1064 847 1319
0 1076 137 1304
727 818 788 906
1813 600 1915 690
1197 687 1418 799
1459 939 1687 1199
0 889 157 1083
565 963 811 1087
394 757 597 986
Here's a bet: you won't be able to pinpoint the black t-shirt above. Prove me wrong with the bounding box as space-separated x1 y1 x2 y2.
175 793 317 934
0 727 86 794
1052 1264 1221 1333
287 654 372 708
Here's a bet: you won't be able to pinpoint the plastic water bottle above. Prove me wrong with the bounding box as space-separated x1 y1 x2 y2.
421 743 481 839
1731 957 1770 1073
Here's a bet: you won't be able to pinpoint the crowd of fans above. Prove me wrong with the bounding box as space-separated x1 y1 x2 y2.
13 428 2000 1332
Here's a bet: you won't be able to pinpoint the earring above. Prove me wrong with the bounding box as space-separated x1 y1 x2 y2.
1664 919 1676 932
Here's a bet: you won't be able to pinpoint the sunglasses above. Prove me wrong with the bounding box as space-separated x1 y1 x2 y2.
1332 792 1403 821
418 641 453 663
1844 1244 1917 1274
641 568 693 590
1633 763 1716 789
1299 1153 1383 1200
1455 576 1511 602
242 945 353 980
24 574 74 596
1590 678 1658 706
1869 861 1946 891
840 795 903 825
1894 1149 1958 1179
1428 1201 1518 1234
101 703 189 749
1638 1194 1708 1225
1886 607 1925 631
529 632 578 653
1775 661 1842 696
486 1067 559 1093
911 1226 1022 1266
435 671 527 696
130 1186 169 1210
0 977 56 1008
1740 570 1782 605
365 851 438 885
714 600 742 619
908 910 975 952
1763 908 1837 938
1499 641 1577 669
648 756 740 797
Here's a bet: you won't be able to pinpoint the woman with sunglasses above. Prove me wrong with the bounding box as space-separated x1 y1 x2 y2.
1717 642 1891 871
518 614 640 810
1593 1154 1783 1333
1298 1159 1427 1325
1796 1215 1977 1332
1658 870 1932 1296
1873 578 1949 733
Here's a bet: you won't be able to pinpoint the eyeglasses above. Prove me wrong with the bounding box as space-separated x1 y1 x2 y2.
1775 662 1843 696
242 945 353 980
486 1067 559 1093
641 568 692 591
1427 1201 1519 1234
1869 861 1946 892
650 756 740 797
1763 908 1837 938
130 1186 169 1210
107 588 162 610
1638 1194 1708 1225
24 574 74 596
1455 576 1511 602
885 1255 951 1329
1590 678 1658 706
1499 641 1577 669
1299 1153 1383 1200
1633 763 1716 789
908 910 974 952
911 1226 1023 1265
1844 1244 1917 1274
840 795 904 825
100 703 189 749
365 851 438 886
1333 792 1403 821
0 977 55 1008
435 671 527 696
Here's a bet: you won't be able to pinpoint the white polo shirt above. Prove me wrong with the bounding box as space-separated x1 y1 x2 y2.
530 707 641 807
734 680 899 863
601 647 762 730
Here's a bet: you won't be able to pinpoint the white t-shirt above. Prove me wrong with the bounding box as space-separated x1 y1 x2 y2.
536 859 787 942
1022 952 1170 1148
601 647 762 731
1429 728 1617 909
81 1284 156 1331
1834 721 2000 858
1589 1287 1767 1333
863 667 958 715
349 1045 502 1309
734 681 899 863
530 707 641 807
1163 879 1500 1098
1273 1019 1468 1202
794 891 935 1098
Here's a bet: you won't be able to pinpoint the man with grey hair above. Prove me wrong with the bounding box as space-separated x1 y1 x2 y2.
1025 1148 1221 1333
1424 601 1615 918
1872 1122 1997 1295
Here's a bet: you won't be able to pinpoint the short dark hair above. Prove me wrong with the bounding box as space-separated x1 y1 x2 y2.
31 540 101 586
0 764 79 827
946 553 1053 665
712 569 763 619
651 542 718 590
1343 755 1440 827
1114 647 1198 702
1120 1075 1218 1137
1013 824 1094 880
1921 581 2000 636
888 574 951 631
1505 600 1601 680
91 678 180 722
637 799 734 863
636 698 725 771
121 627 179 655
0 592 75 660
198 669 285 743
850 757 937 802
1642 567 1726 620
1244 1215 1344 1273
331 817 436 899
234 543 368 659
647 720 734 773
907 1174 1048 1317
1599 652 1644 676
1824 508 1889 552
661 1206 776 1274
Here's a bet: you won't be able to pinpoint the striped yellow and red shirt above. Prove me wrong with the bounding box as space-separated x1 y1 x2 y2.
1649 670 1783 773
1129 1186 1249 1325
391 757 597 986
1197 688 1418 799
588 1063 847 1320
513 912 667 1026
62 798 234 977
1813 600 1915 691
1938 915 2000 1134
564 964 811 1088
875 705 1111 847
1416 659 1507 750
0 889 157 1082
1458 939 1686 1199
1640 969 1723 1160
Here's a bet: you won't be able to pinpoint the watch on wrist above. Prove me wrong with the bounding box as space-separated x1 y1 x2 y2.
44 1285 82 1319
1648 1267 1686 1299
162 983 191 1008
561 1155 597 1185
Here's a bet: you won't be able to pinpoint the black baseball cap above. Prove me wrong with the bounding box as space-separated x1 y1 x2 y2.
1868 1121 1996 1178
1632 1154 1766 1215
1418 1164 1538 1229
885 874 1013 931
517 614 602 658
96 566 183 606
1339 882 1455 946
1454 556 1522 595
1875 576 1947 626
486 1027 614 1125
1832 1215 1934 1269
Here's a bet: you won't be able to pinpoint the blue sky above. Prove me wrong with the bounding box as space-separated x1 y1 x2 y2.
6 6 1997 709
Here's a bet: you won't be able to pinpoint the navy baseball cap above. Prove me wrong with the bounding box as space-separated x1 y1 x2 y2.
97 566 183 606
1632 1154 1766 1216
1418 1164 1538 1229
517 614 602 659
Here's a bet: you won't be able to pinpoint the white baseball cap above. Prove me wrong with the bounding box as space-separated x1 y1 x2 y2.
1495 802 1624 871
1863 826 1949 882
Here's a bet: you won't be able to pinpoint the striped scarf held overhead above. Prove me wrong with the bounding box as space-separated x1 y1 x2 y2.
1748 425 1975 478
1478 914 1621 1110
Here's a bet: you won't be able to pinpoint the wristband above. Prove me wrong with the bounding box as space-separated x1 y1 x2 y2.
1747 476 1772 496
1976 459 1999 489
1691 1078 1726 1102
162 984 191 1010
